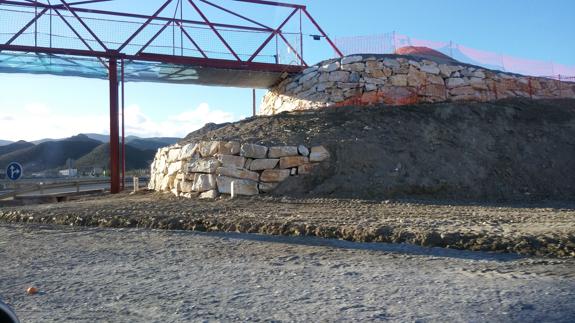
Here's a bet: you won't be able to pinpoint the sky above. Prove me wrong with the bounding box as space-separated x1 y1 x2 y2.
1 0 574 142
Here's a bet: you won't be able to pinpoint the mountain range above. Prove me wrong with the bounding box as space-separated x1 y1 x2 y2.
0 134 179 175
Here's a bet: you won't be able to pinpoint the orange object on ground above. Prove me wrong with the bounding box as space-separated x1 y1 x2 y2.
26 287 38 295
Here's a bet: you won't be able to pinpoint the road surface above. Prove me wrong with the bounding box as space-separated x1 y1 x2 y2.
0 224 574 322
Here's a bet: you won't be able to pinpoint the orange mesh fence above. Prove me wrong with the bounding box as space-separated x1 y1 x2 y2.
334 33 575 81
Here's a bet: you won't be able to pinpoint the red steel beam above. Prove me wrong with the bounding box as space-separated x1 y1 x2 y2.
4 7 48 45
176 21 208 58
52 8 108 67
277 32 306 66
117 0 174 52
121 58 125 191
135 19 172 56
0 1 281 33
187 0 241 61
248 7 298 62
200 0 272 30
231 0 305 9
58 0 109 51
108 57 120 194
303 8 343 58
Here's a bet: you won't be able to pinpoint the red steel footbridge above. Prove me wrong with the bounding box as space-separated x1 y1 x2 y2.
0 0 343 193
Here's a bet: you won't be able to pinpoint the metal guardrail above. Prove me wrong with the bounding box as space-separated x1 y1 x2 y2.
0 178 112 200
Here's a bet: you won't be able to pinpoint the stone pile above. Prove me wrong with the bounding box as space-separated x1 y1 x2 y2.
261 54 575 115
148 141 330 199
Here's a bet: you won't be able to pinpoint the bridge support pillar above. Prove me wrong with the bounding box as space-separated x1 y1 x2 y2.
109 57 120 194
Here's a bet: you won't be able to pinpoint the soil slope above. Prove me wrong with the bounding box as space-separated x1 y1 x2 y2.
183 98 575 201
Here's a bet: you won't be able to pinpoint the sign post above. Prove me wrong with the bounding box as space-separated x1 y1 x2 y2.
6 162 23 181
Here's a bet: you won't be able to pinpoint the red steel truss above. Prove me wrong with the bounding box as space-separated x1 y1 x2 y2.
0 0 343 193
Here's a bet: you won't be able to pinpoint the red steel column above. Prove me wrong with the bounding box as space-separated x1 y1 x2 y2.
109 57 120 194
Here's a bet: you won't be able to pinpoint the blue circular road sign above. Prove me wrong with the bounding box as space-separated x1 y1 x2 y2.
6 162 23 181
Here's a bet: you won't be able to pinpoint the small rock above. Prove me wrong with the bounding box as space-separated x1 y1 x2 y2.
309 146 330 162
298 145 310 156
180 180 194 193
199 190 218 199
258 182 279 193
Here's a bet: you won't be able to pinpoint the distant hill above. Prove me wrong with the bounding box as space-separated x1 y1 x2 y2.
0 140 14 146
0 140 34 156
127 137 180 150
76 143 156 170
0 134 102 172
83 133 110 143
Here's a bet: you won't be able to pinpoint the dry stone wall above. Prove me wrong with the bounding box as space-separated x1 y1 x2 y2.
261 55 575 115
148 141 330 198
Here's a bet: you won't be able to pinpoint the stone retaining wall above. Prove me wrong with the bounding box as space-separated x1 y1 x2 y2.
148 141 330 198
261 55 575 115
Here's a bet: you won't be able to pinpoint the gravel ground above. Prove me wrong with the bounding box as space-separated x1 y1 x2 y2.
0 192 574 257
1 224 574 322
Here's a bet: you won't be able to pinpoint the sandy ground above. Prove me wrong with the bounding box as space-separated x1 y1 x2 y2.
1 192 574 257
0 223 574 322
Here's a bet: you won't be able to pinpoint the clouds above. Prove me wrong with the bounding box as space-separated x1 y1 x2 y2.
123 103 237 138
0 102 238 141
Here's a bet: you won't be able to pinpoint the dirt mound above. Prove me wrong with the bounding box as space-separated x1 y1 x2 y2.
183 99 575 201
395 46 457 62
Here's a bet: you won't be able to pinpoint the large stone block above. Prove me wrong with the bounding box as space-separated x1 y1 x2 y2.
390 75 408 87
320 61 340 72
198 141 221 157
341 55 363 65
268 146 299 158
446 77 467 89
328 71 350 82
188 158 221 174
167 161 183 176
420 64 441 75
178 143 199 160
407 66 427 87
279 156 309 169
219 141 241 155
310 146 330 162
192 174 217 192
217 155 246 169
216 176 259 196
167 147 181 162
216 167 259 181
249 159 279 171
240 143 268 159
260 169 291 182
